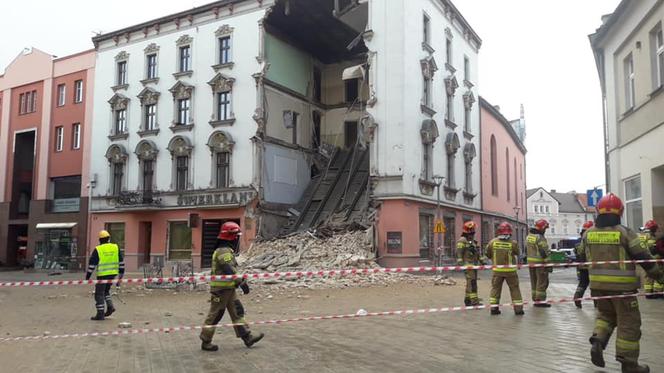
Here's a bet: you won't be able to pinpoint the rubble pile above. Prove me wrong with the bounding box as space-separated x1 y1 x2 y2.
238 230 456 289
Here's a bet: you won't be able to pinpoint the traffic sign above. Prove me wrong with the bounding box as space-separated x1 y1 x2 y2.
434 220 446 234
587 188 603 207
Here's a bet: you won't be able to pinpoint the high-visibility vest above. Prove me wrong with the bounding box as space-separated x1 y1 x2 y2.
209 247 237 289
586 227 640 291
526 234 547 263
489 239 517 273
96 243 120 276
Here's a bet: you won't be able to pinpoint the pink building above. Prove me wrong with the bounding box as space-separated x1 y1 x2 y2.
479 97 527 250
0 48 95 268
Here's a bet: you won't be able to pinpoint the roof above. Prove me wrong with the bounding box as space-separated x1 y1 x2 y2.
439 0 482 48
576 193 596 213
551 192 586 213
588 0 630 48
480 96 527 153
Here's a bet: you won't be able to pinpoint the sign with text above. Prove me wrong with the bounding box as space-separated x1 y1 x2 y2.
52 198 81 213
177 190 256 207
386 232 403 254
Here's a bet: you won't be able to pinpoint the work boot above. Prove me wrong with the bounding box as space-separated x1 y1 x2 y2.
514 309 525 316
574 300 583 309
645 294 656 300
464 299 471 307
621 362 650 373
242 332 264 348
90 310 105 321
104 306 116 317
590 340 605 368
534 303 552 308
490 307 501 315
201 342 219 352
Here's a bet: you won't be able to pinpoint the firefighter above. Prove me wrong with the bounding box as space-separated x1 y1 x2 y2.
574 221 595 308
456 221 485 306
199 222 264 352
86 230 125 321
640 220 662 299
585 193 664 373
485 222 524 315
527 219 551 307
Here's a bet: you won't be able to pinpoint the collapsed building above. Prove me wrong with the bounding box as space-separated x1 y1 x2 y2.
87 0 482 271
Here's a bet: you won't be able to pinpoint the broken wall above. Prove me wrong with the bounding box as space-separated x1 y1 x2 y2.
262 142 311 204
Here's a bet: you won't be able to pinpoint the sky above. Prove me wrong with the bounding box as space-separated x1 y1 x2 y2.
0 0 621 194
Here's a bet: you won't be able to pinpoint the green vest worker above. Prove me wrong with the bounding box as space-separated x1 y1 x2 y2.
526 219 551 306
199 221 264 352
640 220 663 299
86 230 125 321
456 221 485 306
573 220 595 308
485 222 524 316
585 193 664 373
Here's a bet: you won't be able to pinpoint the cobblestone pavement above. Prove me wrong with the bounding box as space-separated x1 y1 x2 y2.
0 268 662 372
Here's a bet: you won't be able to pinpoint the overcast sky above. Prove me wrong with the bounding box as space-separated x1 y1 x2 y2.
1 0 620 194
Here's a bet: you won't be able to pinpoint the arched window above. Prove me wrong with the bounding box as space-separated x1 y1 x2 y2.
167 136 193 191
105 144 128 196
506 147 510 201
207 131 235 188
514 157 518 206
134 140 159 195
490 135 497 196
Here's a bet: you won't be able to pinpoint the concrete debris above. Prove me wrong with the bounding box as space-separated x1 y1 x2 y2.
433 276 457 286
356 309 368 316
118 322 132 329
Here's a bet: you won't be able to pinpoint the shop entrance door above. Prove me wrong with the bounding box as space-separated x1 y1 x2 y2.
201 218 241 268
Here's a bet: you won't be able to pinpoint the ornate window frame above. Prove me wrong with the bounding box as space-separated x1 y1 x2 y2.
137 87 161 136
105 144 129 195
169 81 195 132
444 132 460 199
462 142 477 202
142 43 160 85
213 25 235 71
134 140 159 192
208 73 236 127
207 131 235 189
113 51 130 91
167 136 193 191
462 91 475 137
173 34 194 78
108 93 130 140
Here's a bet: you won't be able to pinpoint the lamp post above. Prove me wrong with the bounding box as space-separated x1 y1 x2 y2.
513 205 522 256
433 175 445 265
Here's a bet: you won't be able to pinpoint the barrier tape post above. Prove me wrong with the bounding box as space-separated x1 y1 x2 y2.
1 291 662 343
0 259 662 288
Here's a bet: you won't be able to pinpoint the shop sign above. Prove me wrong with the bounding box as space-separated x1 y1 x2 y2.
177 190 256 207
387 231 403 254
53 198 81 213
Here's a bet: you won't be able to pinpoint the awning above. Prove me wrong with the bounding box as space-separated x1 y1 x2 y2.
36 223 77 229
342 64 365 80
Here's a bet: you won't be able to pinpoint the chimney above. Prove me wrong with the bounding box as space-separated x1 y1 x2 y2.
493 105 501 112
551 189 556 193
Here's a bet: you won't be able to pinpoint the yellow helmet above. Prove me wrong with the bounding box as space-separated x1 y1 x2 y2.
98 230 111 239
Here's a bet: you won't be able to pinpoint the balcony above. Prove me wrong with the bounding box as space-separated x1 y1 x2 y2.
115 191 162 207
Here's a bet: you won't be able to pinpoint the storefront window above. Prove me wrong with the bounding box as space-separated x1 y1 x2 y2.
52 176 81 213
624 176 642 230
443 215 456 258
105 222 126 256
169 221 192 260
419 214 433 259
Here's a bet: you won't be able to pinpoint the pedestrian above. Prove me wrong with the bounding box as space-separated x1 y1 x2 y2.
485 222 524 316
86 230 125 321
200 221 264 352
456 221 485 306
639 220 662 299
573 221 595 308
585 193 664 373
526 219 551 307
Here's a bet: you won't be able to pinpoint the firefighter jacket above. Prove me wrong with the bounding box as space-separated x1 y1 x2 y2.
575 239 588 269
210 245 243 291
640 233 659 258
485 238 519 273
526 233 549 263
584 225 664 292
456 236 483 266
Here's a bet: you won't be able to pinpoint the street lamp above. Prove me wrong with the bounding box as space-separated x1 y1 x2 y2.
433 175 445 265
513 205 522 257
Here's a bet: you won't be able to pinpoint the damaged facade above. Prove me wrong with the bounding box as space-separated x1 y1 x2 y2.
88 0 483 270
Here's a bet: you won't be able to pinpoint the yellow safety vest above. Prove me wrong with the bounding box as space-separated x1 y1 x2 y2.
526 234 546 263
209 248 237 289
586 229 639 291
491 239 517 273
96 243 120 276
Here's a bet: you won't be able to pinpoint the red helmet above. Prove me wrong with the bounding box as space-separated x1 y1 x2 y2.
644 220 658 232
497 222 513 236
218 221 242 240
534 219 549 232
596 193 624 216
463 221 477 234
582 221 594 231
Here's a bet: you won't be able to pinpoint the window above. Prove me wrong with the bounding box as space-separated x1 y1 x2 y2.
546 205 550 214
447 152 455 188
312 111 322 150
74 80 83 103
344 121 358 148
419 214 434 259
72 123 81 150
513 158 518 205
19 93 26 114
313 67 322 103
551 227 556 235
464 159 472 193
423 14 430 45
29 91 37 113
345 78 359 104
290 112 300 145
57 84 66 106
490 135 498 196
624 54 635 109
422 143 432 181
177 99 191 125
464 56 470 81
625 176 643 230
53 176 81 200
142 160 154 193
446 94 454 121
179 45 191 72
217 92 231 121
112 162 124 195
423 76 431 107
168 221 192 260
105 222 126 256
117 61 127 86
446 38 453 65
506 148 510 201
146 54 158 79
115 109 127 134
653 26 664 89
145 104 157 131
176 156 189 191
464 107 471 132
219 36 231 64
55 126 64 152
216 152 230 188
443 215 456 257
21 91 37 114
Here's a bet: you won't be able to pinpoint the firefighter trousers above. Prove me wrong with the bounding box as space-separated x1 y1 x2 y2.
590 289 641 365
529 267 549 301
464 269 479 305
643 276 663 294
489 272 523 312
575 268 590 298
200 289 250 343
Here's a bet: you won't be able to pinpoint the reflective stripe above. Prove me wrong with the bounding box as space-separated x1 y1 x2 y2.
493 268 517 272
489 297 499 304
590 275 638 283
527 236 537 244
595 319 611 330
210 249 237 288
586 231 621 245
591 269 637 277
493 241 512 249
616 338 639 351
96 244 120 276
527 257 544 263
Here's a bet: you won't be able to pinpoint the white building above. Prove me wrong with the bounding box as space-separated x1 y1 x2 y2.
88 0 482 270
527 188 594 249
590 0 664 230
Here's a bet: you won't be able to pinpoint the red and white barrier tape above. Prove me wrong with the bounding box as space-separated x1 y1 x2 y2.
1 259 662 288
1 291 662 343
